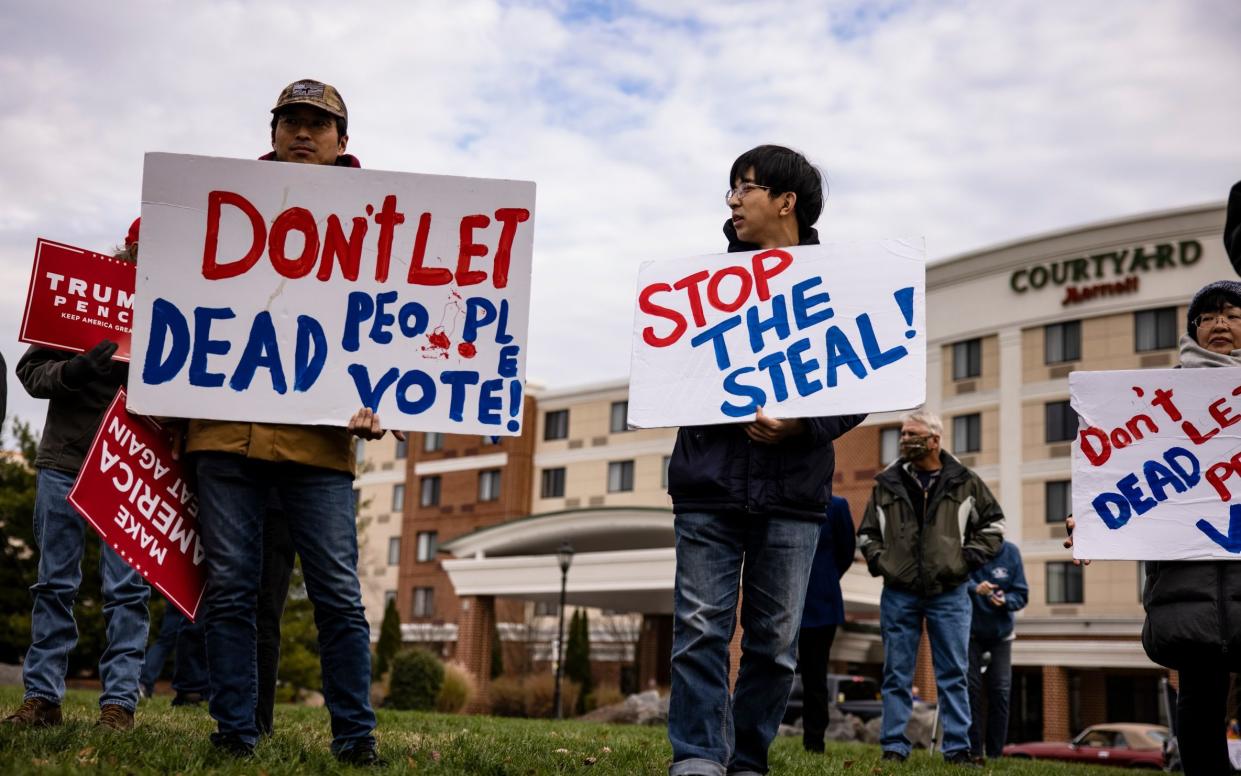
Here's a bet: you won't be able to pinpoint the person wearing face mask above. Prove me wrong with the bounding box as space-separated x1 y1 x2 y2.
1068 279 1241 775
857 410 1004 767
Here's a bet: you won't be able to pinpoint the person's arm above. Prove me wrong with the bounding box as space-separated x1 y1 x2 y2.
962 477 1004 568
831 499 857 579
0 351 7 428
17 341 118 399
1005 546 1029 612
856 491 885 576
804 414 867 446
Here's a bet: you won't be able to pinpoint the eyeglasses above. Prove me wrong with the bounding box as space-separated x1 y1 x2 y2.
725 182 771 204
277 114 335 132
1193 312 1241 330
899 431 935 440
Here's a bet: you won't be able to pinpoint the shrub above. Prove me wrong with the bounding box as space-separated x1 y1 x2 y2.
488 676 526 717
386 648 443 710
585 684 625 712
373 597 401 679
523 672 580 719
564 609 592 714
436 661 476 713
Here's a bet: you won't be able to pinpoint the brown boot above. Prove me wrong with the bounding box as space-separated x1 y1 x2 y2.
95 704 134 731
2 697 62 727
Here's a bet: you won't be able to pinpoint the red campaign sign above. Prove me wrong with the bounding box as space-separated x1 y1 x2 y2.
19 238 136 362
68 389 205 620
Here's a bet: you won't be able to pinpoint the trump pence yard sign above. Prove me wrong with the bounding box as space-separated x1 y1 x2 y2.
128 153 535 434
1072 367 1241 560
628 240 926 428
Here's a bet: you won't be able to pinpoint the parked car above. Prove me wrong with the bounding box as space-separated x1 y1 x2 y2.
1002 723 1168 769
783 673 883 725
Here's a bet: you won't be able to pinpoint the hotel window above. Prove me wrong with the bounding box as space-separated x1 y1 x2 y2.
610 401 630 433
1044 321 1081 364
544 410 569 440
422 432 443 452
661 456 672 489
952 414 981 454
391 484 405 512
394 436 408 459
952 339 982 380
1135 308 1177 352
416 531 438 562
419 476 441 507
412 587 435 618
1045 480 1071 524
479 469 502 501
1045 400 1077 443
541 467 566 498
387 537 401 566
1046 562 1083 604
608 460 635 493
879 427 901 465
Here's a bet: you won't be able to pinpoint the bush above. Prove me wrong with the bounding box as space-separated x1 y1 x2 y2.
487 673 581 718
523 672 580 719
488 676 526 717
387 648 443 710
585 684 625 712
374 597 401 679
436 661 476 713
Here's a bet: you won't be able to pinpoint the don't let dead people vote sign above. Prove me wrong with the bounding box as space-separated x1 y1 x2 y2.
128 153 535 434
1072 367 1241 560
627 240 926 428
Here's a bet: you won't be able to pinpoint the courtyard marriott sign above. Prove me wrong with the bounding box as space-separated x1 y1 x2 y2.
1010 240 1202 307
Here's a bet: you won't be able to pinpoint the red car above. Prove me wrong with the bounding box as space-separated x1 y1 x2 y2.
1003 723 1168 769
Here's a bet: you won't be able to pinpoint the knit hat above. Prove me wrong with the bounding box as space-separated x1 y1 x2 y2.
124 217 140 249
1187 280 1241 336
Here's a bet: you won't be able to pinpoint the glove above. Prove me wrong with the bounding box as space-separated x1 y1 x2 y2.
62 340 118 389
866 553 883 578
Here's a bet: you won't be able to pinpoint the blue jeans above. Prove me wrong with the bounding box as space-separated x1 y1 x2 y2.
24 468 150 711
668 511 819 776
140 604 184 693
195 453 374 753
879 584 972 758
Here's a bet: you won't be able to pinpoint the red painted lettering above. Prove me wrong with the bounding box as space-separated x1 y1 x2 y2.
672 270 711 328
202 191 265 280
492 208 530 289
267 207 319 279
1079 426 1110 466
456 214 490 286
317 215 367 282
707 266 753 313
1210 397 1241 429
639 283 687 348
752 249 794 302
407 213 450 285
373 195 405 283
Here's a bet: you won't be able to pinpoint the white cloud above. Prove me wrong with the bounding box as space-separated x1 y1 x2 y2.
2 0 1238 433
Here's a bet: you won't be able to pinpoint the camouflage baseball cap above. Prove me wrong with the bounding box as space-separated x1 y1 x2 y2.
271 79 347 120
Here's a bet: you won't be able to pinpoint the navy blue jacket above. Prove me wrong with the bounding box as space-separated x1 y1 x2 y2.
666 221 867 522
802 496 856 627
968 540 1028 641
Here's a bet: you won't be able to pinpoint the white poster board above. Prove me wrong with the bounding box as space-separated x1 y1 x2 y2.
1071 367 1241 560
627 240 925 428
129 153 535 434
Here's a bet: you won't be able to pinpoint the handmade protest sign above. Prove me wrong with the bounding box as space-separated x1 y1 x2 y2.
1071 366 1241 560
627 240 925 428
128 153 535 434
68 389 204 619
19 239 135 361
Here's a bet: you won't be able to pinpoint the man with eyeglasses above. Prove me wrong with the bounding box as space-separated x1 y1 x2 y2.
857 410 1004 766
665 144 865 776
185 79 396 764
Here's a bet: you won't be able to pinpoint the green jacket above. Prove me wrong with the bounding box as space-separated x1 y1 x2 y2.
857 453 1005 597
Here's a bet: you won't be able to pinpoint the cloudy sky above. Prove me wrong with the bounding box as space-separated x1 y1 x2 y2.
2 0 1238 436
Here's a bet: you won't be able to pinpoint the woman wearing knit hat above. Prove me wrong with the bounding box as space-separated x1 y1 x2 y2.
1069 279 1241 774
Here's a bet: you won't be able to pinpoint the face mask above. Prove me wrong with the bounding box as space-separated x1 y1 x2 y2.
900 437 930 460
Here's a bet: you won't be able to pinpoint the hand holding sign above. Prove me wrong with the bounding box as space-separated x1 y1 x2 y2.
744 406 805 444
63 339 119 388
347 407 406 442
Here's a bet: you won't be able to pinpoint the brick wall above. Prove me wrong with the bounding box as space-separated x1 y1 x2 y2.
1042 666 1071 741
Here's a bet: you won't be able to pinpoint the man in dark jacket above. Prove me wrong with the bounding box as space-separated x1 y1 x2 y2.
2 237 149 730
1227 181 1240 276
798 495 856 753
966 539 1027 762
857 409 1003 765
666 144 865 776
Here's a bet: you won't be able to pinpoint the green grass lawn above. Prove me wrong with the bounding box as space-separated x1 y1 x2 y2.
0 687 1158 774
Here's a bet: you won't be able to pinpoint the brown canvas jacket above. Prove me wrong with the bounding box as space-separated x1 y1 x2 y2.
185 420 355 475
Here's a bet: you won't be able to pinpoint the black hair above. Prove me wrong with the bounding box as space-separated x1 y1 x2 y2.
269 109 348 143
729 144 826 234
1195 290 1241 316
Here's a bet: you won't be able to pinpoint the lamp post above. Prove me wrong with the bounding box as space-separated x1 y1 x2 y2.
552 541 575 720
